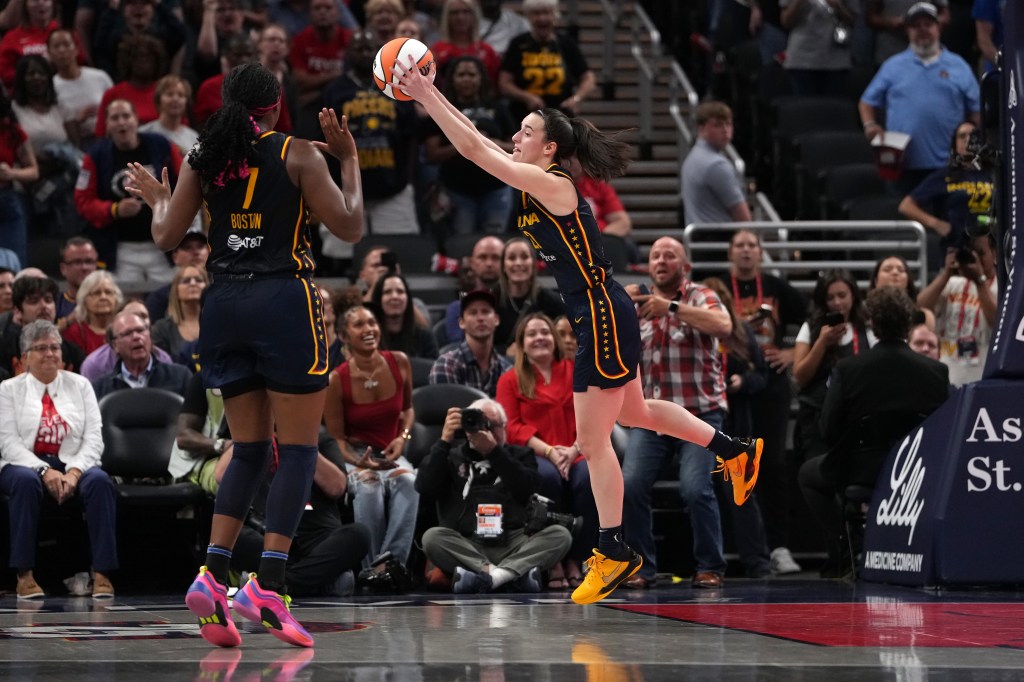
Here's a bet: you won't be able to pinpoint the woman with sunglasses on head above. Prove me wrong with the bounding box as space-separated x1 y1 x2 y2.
394 59 762 605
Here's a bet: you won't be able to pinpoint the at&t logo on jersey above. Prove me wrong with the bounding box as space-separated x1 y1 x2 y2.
227 234 265 251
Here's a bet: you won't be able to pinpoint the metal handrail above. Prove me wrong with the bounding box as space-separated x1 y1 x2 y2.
754 192 783 223
596 0 619 99
589 3 781 228
680 221 930 291
628 7 659 160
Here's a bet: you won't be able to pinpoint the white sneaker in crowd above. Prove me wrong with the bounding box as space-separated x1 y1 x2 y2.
770 547 802 575
63 571 92 596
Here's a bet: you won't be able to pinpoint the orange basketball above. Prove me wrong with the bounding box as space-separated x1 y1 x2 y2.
372 37 435 102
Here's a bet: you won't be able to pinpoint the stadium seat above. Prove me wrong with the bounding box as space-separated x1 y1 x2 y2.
405 383 488 466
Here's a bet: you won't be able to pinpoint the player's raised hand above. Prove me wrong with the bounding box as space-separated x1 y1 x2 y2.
124 162 170 208
313 109 357 161
392 54 435 101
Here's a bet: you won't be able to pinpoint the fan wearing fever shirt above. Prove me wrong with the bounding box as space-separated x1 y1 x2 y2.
290 0 351 107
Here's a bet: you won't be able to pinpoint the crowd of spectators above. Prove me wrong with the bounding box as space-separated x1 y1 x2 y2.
0 0 1008 596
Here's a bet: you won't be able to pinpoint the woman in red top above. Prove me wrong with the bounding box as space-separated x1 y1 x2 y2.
430 0 501 86
496 312 595 588
0 0 67 91
323 304 419 577
62 270 123 357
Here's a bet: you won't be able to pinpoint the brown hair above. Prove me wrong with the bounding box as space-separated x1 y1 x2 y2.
695 100 732 127
511 312 564 400
153 74 192 110
167 265 209 324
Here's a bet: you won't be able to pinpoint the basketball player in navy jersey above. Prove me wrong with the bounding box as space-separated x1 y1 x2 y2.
394 61 762 605
126 63 363 647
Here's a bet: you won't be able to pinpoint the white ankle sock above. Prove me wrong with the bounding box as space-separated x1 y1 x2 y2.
489 567 514 588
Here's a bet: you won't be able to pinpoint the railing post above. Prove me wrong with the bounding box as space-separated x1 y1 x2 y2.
602 6 616 100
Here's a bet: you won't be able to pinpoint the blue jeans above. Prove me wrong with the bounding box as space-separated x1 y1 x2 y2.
622 410 726 579
446 185 513 235
346 456 419 567
0 187 28 269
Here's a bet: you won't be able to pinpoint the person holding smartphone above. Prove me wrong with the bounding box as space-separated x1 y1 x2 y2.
322 303 420 587
792 269 876 462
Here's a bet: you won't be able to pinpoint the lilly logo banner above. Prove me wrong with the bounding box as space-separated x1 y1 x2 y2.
862 381 1024 586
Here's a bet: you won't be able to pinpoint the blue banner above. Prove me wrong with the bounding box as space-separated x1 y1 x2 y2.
985 1 1024 377
861 380 1024 586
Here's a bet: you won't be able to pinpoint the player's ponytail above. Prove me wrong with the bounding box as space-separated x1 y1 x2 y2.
188 63 281 192
569 116 631 183
535 107 632 183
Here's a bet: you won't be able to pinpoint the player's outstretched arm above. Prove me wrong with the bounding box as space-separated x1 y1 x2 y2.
300 109 364 244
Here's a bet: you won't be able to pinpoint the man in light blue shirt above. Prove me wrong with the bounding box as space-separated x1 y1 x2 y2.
858 2 980 192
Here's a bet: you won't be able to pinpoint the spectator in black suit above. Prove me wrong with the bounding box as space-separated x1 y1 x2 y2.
798 286 949 576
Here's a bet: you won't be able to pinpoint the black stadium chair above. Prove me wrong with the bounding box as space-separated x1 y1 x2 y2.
601 233 631 275
820 163 887 220
405 383 488 466
432 317 449 349
409 356 435 388
769 98 859 217
99 388 202 506
98 387 209 573
792 130 875 219
846 193 903 222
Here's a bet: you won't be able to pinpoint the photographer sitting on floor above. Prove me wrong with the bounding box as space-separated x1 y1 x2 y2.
415 399 572 594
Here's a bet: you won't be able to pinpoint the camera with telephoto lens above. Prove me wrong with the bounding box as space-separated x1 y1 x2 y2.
524 493 584 536
460 408 490 433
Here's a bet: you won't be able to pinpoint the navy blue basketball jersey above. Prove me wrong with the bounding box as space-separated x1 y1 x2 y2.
204 132 316 277
514 163 612 296
516 163 637 389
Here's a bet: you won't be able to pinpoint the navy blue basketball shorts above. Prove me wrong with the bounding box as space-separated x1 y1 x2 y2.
563 279 639 392
200 276 330 397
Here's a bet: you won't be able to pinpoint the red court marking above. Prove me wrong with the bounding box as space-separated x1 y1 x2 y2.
611 603 1024 648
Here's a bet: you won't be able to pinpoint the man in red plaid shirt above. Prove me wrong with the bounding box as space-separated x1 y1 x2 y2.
621 236 733 589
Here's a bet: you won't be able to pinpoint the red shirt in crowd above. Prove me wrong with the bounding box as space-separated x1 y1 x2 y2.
576 174 625 232
290 25 350 78
95 82 159 137
0 20 85 90
34 390 69 457
0 122 28 173
496 358 576 449
193 73 292 133
430 39 501 86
